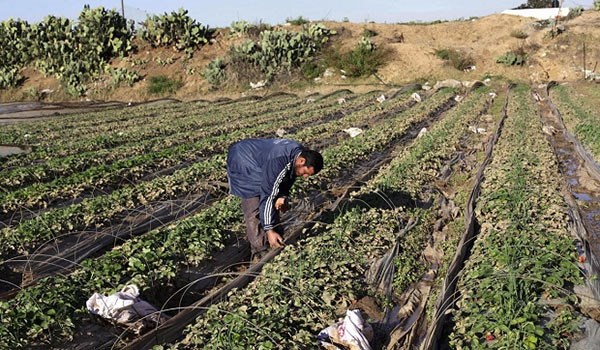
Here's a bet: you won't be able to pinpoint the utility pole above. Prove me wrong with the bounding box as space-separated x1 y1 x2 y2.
121 0 125 18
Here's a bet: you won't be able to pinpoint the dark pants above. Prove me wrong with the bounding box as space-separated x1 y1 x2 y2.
241 197 281 254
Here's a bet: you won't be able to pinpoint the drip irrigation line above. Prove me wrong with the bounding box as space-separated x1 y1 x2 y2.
422 84 512 350
540 85 600 298
121 93 455 350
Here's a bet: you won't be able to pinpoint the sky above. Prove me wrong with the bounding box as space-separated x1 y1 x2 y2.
0 0 595 27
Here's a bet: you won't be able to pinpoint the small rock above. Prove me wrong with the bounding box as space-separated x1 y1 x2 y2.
376 94 386 103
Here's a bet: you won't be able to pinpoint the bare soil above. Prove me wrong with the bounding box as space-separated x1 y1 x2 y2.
1 11 600 103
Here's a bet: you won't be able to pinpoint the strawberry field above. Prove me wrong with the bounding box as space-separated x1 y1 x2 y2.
1 81 599 349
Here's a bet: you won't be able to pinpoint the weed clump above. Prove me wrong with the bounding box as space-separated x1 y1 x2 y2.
332 37 390 77
286 16 310 25
496 47 527 66
435 48 475 71
147 75 183 94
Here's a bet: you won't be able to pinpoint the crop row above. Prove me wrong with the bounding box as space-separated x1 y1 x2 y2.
0 88 450 347
0 94 303 167
0 99 206 145
0 92 369 212
0 93 355 190
448 85 581 349
364 86 493 295
165 88 488 349
0 89 424 258
13 95 299 146
549 84 600 162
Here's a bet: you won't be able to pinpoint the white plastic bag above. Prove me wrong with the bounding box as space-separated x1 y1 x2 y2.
318 309 373 350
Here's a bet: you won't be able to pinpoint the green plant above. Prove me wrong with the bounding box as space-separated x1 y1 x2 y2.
107 67 141 87
154 55 176 66
322 36 388 78
301 60 325 79
219 23 335 84
362 28 377 38
229 20 251 36
24 86 41 100
496 50 526 66
339 37 379 77
75 5 134 60
595 0 600 10
566 6 584 19
285 16 310 25
0 67 22 89
147 75 183 94
246 21 272 39
435 48 475 71
202 58 226 85
141 8 212 57
0 19 33 70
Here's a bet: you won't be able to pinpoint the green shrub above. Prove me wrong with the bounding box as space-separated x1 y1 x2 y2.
202 58 226 85
246 21 272 39
147 75 183 94
211 23 335 86
338 37 386 77
141 8 212 57
76 5 134 60
229 20 251 36
566 6 584 19
0 19 34 69
362 28 378 38
0 67 23 89
107 67 141 87
320 36 388 78
496 50 526 66
435 48 475 71
595 0 600 10
301 60 326 79
434 48 450 60
286 16 310 25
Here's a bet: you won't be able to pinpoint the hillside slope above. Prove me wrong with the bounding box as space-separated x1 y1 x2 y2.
1 11 599 102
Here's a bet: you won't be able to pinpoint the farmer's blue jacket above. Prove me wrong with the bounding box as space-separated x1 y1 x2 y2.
226 138 304 231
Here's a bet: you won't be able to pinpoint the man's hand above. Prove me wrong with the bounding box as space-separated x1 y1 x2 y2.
266 229 285 248
275 197 290 213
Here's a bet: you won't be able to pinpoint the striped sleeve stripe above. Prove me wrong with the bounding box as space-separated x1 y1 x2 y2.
264 163 291 229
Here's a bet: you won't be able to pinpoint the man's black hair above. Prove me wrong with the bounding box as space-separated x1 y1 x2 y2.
300 149 324 174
